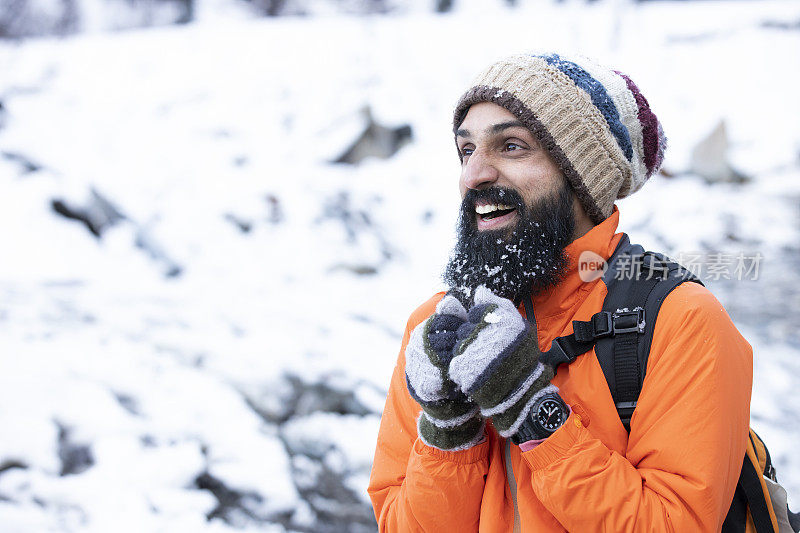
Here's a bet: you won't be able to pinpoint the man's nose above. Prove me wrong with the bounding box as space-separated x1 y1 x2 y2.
462 150 499 190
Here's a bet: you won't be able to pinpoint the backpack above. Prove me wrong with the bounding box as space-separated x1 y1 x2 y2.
525 234 799 533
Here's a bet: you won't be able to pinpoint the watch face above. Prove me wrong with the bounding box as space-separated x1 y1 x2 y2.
535 397 567 432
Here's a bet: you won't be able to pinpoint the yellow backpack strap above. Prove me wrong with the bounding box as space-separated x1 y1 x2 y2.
749 430 776 481
740 430 779 532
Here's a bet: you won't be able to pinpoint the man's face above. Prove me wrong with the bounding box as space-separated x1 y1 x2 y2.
443 102 576 304
456 102 565 233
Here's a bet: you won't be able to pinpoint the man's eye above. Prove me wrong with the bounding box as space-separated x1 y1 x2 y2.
505 142 522 151
460 147 473 157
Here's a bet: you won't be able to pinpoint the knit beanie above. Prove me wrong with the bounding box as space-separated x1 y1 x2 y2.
453 53 666 225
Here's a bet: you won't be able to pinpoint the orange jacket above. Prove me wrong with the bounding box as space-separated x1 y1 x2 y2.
368 209 753 532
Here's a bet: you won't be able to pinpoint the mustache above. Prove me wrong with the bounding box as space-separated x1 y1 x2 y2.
463 186 525 208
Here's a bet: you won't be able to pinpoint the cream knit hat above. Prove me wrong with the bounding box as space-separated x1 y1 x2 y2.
453 53 666 224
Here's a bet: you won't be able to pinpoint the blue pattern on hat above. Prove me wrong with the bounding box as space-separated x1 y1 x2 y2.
537 54 633 162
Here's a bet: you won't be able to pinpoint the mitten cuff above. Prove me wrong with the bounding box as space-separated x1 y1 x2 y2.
413 433 489 464
417 411 486 452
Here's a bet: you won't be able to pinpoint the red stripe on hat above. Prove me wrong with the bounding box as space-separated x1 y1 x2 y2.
615 71 662 176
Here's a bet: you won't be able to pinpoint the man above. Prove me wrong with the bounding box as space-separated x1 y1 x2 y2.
368 53 752 531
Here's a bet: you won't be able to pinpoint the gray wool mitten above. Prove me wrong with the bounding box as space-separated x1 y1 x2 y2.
405 294 485 451
449 286 559 439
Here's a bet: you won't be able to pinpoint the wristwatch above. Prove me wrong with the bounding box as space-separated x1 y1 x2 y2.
511 392 569 444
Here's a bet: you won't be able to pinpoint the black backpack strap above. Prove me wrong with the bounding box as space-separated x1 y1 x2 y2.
734 448 776 533
595 240 703 431
522 294 537 335
722 482 749 532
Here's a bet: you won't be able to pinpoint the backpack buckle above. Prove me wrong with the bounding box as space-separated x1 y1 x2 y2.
591 312 613 338
612 309 645 335
615 401 637 431
540 337 578 369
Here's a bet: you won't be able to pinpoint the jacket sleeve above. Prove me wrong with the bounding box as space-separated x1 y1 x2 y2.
368 296 491 532
521 282 753 532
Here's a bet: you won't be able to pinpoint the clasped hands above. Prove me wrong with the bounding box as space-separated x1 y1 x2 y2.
405 285 559 451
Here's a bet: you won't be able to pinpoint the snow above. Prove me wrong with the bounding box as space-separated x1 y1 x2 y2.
483 311 502 324
1 0 800 530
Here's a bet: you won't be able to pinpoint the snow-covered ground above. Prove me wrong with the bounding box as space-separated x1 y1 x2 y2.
1 1 799 530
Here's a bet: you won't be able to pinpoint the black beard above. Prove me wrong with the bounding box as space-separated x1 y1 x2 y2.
442 182 576 306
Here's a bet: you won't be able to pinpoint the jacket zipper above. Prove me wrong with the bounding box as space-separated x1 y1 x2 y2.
504 438 522 532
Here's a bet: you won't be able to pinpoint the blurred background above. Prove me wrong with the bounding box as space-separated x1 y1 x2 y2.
1 0 799 531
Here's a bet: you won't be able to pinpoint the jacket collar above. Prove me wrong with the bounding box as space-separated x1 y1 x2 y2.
527 206 623 319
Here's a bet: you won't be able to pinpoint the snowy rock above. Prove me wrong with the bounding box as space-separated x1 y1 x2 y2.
1 151 41 173
332 106 413 165
51 188 125 238
56 423 94 476
281 413 380 530
689 120 750 184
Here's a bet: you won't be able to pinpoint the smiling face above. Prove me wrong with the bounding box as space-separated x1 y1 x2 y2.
455 102 593 238
443 102 595 304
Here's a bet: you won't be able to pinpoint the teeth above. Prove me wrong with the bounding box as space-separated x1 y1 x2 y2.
475 204 514 215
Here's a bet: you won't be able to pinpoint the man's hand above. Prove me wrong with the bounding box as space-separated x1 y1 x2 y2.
449 286 558 439
405 294 485 451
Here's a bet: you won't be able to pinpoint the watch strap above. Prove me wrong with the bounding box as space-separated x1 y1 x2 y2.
511 412 541 444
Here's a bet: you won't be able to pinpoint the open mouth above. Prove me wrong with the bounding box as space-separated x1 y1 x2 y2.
475 204 517 231
463 187 524 232
475 203 518 230
476 204 517 220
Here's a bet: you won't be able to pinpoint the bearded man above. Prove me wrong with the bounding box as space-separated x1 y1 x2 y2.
368 54 752 531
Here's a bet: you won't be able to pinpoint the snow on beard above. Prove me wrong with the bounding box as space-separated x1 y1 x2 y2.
443 182 575 306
